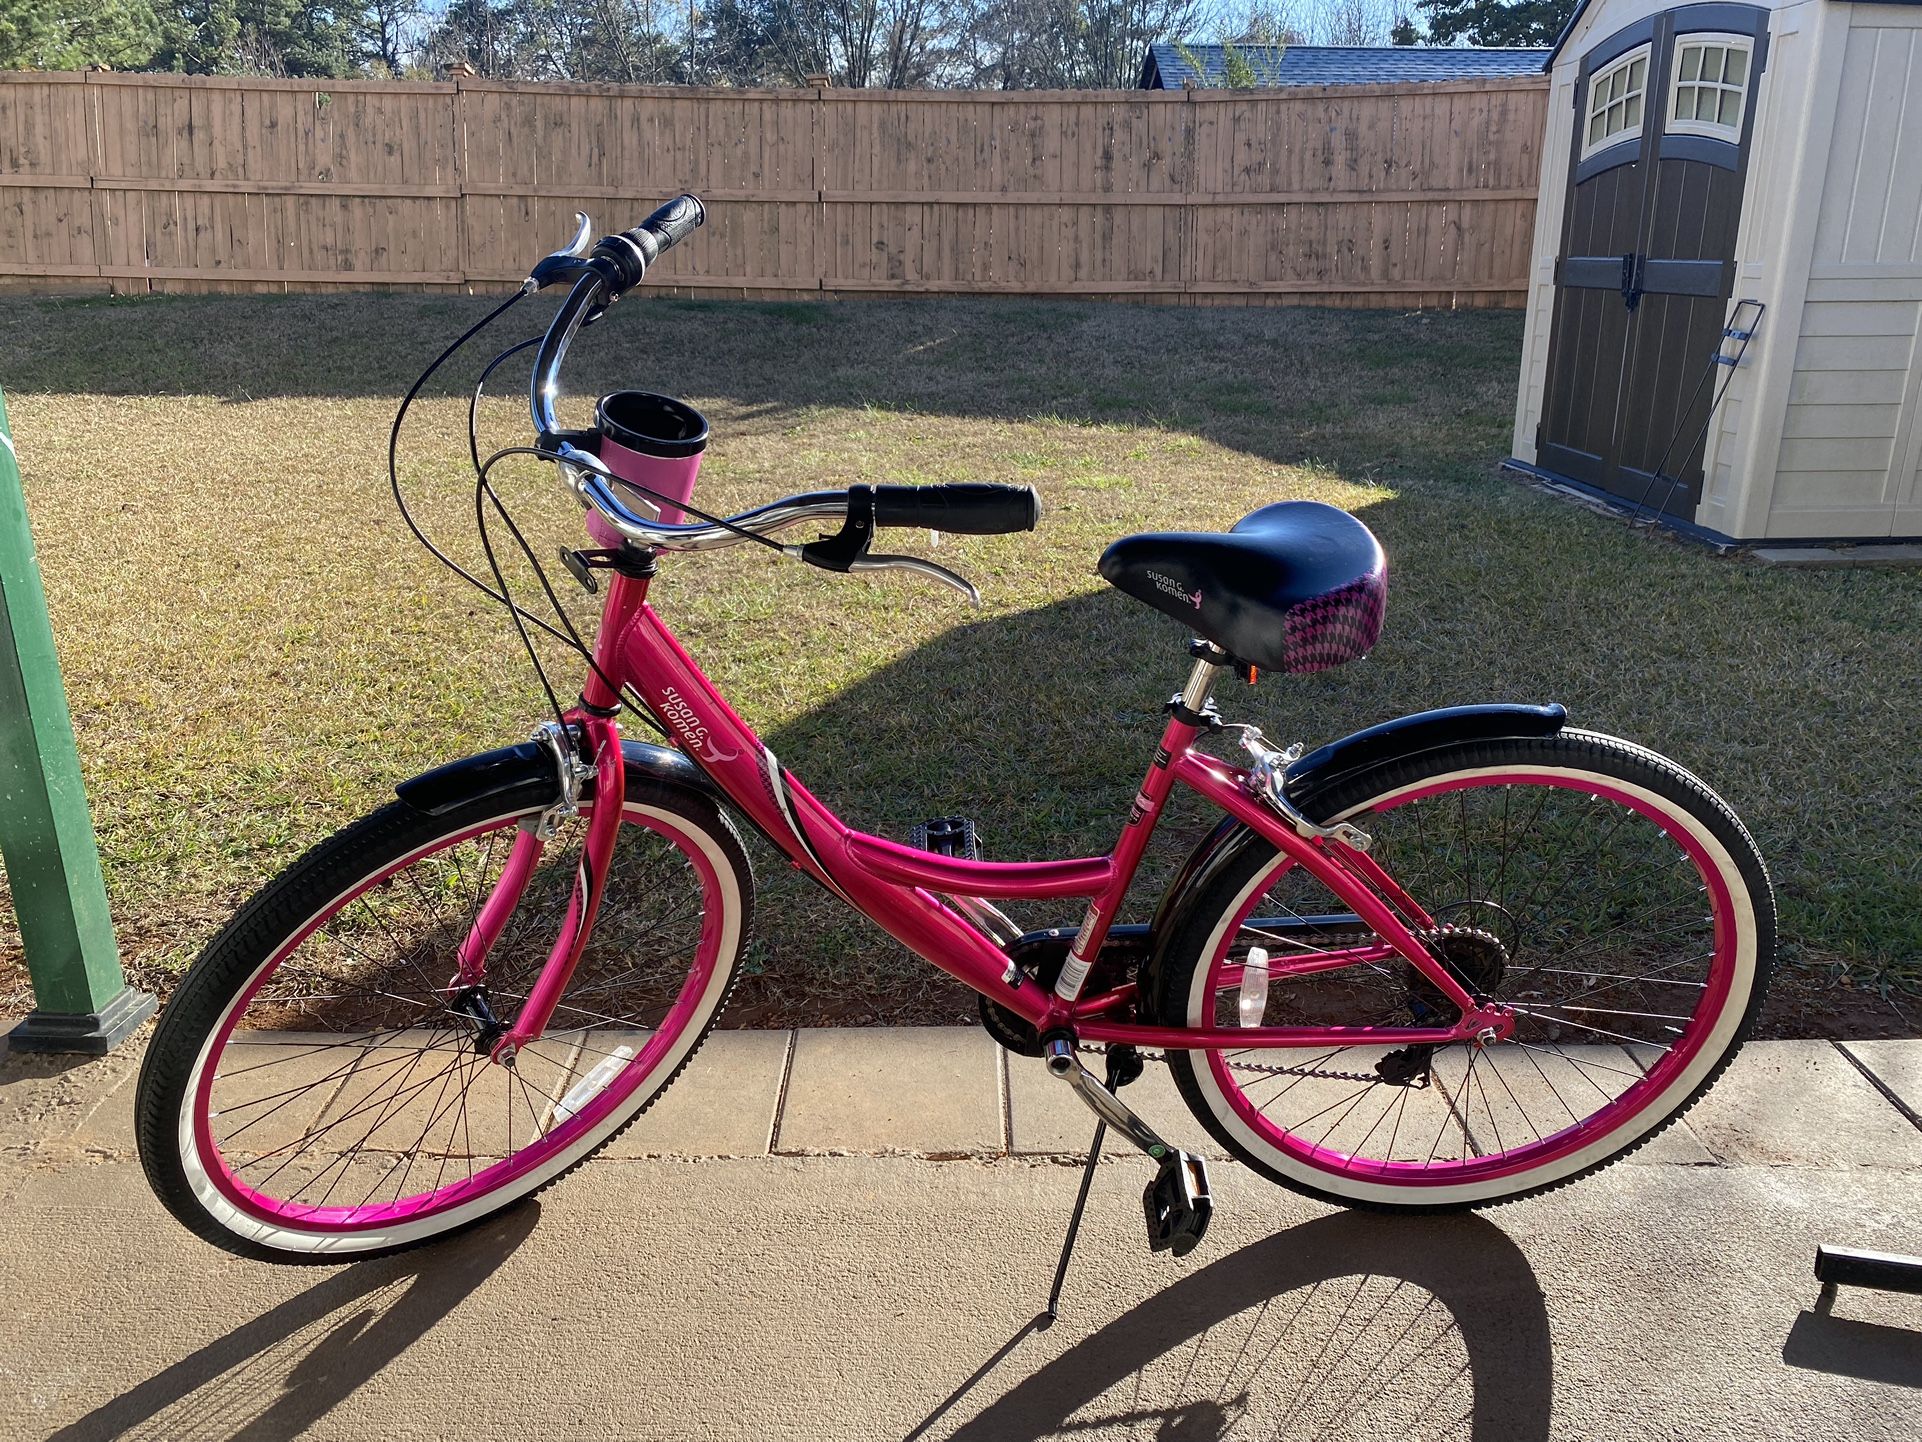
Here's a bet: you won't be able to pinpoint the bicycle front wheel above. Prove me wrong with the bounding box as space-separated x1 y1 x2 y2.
1151 730 1773 1211
136 773 752 1261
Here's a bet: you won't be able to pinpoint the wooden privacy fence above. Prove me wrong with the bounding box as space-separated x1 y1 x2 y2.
0 71 1547 307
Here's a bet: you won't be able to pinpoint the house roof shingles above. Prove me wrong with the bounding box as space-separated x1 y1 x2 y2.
1139 43 1552 89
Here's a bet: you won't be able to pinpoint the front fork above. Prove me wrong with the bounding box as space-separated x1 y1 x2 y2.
451 713 627 1064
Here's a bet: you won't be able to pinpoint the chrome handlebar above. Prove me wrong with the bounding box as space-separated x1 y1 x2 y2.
556 449 980 601
528 248 601 443
525 210 981 603
558 449 841 551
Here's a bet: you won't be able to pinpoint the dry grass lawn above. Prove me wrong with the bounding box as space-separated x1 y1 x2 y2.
1 290 1917 1029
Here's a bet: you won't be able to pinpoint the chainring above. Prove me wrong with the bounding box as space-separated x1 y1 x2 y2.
979 929 1140 1057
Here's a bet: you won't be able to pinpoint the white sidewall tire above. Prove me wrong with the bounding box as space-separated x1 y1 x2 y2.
172 801 745 1256
1179 761 1761 1209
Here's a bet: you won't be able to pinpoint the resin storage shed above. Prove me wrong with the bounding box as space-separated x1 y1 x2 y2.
1510 0 1922 542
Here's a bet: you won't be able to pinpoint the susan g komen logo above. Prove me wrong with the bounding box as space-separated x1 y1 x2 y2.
658 687 741 762
1146 569 1203 610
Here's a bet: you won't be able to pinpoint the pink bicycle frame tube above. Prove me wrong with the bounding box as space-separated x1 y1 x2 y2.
613 602 1036 1012
456 831 542 984
500 721 625 1048
593 597 1497 1049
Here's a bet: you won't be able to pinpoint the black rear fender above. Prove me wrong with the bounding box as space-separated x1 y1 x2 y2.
1282 703 1567 817
395 738 714 817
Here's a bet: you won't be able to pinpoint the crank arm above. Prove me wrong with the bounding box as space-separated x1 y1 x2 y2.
1044 1039 1177 1160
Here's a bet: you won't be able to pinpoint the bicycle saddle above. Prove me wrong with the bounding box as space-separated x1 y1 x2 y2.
1097 501 1387 674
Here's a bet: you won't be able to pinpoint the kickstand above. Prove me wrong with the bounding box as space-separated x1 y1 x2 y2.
1044 1117 1106 1324
1043 1047 1142 1323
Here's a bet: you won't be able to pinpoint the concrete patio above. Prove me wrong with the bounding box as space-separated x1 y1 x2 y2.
3 1029 1920 1440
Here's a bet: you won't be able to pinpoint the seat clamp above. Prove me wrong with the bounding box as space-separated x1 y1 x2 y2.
1166 695 1223 729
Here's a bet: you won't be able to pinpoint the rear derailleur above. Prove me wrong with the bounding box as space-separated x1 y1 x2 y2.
1373 921 1514 1087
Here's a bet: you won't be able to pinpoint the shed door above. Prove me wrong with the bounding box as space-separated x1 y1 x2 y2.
1538 5 1770 517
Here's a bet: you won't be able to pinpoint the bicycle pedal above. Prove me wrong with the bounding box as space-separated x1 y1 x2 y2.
907 815 980 860
1142 1150 1212 1258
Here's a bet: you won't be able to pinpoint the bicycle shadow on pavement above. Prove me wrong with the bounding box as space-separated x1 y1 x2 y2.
907 1209 1552 1442
45 1203 539 1442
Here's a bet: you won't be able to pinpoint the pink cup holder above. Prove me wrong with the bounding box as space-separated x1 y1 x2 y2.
592 392 709 545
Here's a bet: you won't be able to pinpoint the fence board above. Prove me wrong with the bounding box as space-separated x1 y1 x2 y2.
0 72 1546 303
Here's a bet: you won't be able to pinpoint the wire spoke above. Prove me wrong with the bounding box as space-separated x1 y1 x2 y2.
1525 1002 1694 1022
1505 1007 1677 1050
1508 1040 1644 1082
1522 966 1707 987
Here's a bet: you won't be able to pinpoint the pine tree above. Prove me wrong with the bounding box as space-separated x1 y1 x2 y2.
1415 0 1574 47
0 0 161 69
151 0 357 75
153 0 239 70
1221 42 1256 88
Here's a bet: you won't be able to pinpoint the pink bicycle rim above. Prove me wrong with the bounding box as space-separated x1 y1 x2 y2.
1205 769 1737 1186
190 805 725 1230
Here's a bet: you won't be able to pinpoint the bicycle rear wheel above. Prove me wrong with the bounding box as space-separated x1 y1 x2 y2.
136 773 751 1260
1150 730 1772 1211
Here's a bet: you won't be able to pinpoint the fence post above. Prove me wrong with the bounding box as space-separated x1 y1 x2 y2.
0 386 154 1053
810 77 830 297
452 78 469 291
81 72 108 290
1183 87 1197 305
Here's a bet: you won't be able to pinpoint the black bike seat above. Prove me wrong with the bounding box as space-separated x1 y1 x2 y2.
1097 501 1387 674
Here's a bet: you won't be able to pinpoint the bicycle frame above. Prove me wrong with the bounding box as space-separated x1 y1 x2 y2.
476 566 1513 1060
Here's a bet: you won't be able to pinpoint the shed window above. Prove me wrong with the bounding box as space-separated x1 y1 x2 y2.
1583 46 1651 158
1668 36 1752 140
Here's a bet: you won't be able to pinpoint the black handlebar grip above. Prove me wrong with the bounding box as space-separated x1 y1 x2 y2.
869 483 1043 535
593 194 707 290
628 194 705 261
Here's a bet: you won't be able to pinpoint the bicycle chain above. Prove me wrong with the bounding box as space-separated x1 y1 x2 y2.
1075 1041 1407 1087
1055 923 1499 1089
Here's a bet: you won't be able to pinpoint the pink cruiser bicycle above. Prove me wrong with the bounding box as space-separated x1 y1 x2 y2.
136 198 1775 1277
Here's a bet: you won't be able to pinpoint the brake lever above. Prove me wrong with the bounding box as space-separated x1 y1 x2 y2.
848 553 982 607
526 212 598 292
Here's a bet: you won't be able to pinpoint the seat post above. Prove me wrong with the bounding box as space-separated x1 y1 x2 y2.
1178 645 1228 717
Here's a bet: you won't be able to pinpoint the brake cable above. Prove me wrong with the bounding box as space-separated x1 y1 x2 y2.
388 290 533 614
386 300 660 737
469 333 542 476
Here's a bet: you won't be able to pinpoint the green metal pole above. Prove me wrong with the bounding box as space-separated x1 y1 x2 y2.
0 385 154 1053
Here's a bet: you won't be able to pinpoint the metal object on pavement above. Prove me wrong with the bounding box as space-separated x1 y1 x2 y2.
0 387 154 1053
1814 1244 1922 1310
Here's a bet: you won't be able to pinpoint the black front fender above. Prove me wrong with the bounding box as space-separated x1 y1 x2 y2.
395 738 714 817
